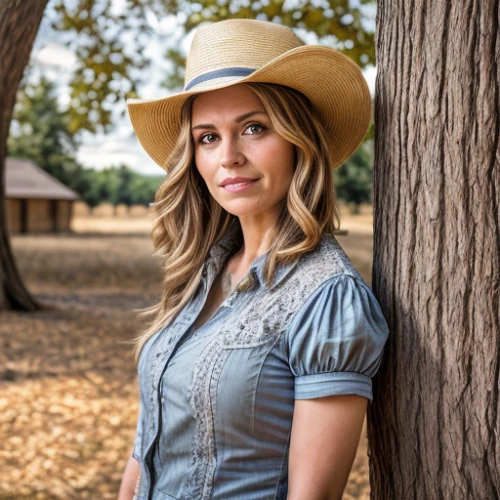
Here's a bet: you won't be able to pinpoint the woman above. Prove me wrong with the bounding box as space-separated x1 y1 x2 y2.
119 19 389 500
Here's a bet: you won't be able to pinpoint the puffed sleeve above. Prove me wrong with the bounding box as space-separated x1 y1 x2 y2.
285 273 389 402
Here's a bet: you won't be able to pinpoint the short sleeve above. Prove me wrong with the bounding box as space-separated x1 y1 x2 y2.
285 274 390 402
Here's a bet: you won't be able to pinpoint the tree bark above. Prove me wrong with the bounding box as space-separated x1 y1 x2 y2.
0 0 49 310
368 0 500 498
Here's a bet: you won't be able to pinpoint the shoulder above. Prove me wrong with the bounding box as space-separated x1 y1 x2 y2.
303 234 360 275
287 272 385 331
280 233 363 297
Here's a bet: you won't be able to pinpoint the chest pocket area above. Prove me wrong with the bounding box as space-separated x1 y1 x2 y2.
215 336 282 440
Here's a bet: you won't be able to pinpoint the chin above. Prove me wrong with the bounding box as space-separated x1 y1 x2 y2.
220 203 262 218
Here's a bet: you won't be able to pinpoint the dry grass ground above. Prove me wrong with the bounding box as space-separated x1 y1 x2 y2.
0 207 374 499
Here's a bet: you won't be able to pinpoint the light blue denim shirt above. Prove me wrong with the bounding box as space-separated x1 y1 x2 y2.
132 221 390 499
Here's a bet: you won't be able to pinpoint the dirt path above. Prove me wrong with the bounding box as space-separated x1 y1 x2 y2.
1 215 374 499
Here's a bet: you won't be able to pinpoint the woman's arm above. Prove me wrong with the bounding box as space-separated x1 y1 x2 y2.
287 394 368 500
118 449 140 500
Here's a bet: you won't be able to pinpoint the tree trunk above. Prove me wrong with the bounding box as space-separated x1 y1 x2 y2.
0 0 49 310
368 0 500 498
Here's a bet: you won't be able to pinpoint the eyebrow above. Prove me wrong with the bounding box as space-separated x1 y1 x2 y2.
191 110 267 131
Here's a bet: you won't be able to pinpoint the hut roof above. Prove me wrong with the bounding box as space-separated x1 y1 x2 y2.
5 158 79 200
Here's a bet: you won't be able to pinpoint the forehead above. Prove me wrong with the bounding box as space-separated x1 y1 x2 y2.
191 84 266 124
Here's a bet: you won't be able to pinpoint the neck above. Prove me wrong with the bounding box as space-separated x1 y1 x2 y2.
235 212 279 268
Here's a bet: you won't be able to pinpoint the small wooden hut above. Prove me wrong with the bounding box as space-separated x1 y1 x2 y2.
5 158 79 234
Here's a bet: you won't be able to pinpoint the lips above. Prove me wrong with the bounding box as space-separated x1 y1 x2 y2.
220 177 258 187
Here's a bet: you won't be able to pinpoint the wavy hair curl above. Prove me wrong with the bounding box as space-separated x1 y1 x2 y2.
133 82 340 359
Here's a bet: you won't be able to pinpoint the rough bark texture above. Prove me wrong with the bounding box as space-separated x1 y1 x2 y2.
368 0 500 498
0 0 48 310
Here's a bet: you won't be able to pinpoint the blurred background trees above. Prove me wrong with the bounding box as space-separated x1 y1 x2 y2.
8 75 164 211
334 143 373 213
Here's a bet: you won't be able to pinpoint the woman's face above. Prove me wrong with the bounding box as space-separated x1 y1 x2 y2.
191 84 295 222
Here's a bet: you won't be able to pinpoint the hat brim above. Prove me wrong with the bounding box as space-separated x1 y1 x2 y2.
127 45 372 170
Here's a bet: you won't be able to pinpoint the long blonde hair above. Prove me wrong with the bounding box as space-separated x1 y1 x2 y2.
133 82 340 359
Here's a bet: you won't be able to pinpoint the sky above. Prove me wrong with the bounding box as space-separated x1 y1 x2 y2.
29 4 377 176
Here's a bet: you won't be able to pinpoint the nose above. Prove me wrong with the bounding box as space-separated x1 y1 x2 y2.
220 136 245 168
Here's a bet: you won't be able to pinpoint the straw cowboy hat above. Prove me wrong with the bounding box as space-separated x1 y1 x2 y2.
127 18 372 171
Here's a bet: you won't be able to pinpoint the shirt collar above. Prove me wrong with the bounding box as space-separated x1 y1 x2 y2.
247 253 298 290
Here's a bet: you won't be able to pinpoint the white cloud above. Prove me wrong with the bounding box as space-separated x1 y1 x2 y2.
77 123 163 175
34 42 76 68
